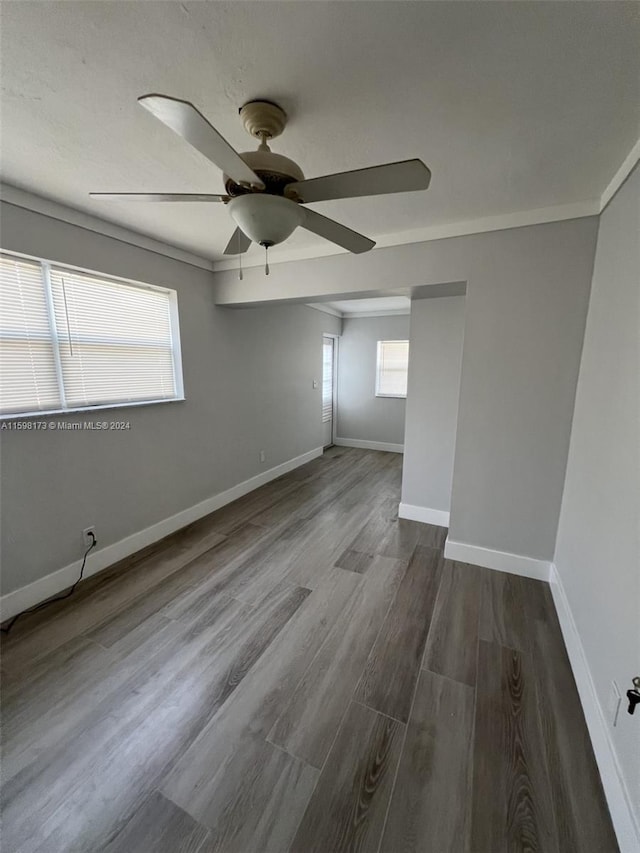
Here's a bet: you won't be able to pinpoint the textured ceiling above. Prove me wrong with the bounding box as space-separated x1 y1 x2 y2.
1 1 638 262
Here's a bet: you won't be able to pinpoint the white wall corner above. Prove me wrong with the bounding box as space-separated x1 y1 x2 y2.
443 537 551 581
398 502 449 527
0 446 323 622
549 563 640 853
334 437 404 453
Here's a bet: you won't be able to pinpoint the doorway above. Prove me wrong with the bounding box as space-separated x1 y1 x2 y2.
322 335 337 448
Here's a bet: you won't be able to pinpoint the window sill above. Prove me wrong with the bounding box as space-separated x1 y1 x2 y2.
375 394 407 399
0 397 186 422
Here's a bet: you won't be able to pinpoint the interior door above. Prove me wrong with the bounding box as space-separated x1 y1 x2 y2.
322 336 336 448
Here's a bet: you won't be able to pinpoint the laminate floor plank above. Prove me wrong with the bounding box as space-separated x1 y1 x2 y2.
277 495 393 591
334 548 375 574
478 568 531 653
380 670 474 853
1 450 617 853
161 567 361 805
354 545 443 722
100 790 210 853
184 735 318 853
2 587 308 853
289 701 404 853
471 640 559 853
346 497 447 561
1 614 188 783
1 528 228 671
267 554 407 768
422 560 484 686
524 585 619 852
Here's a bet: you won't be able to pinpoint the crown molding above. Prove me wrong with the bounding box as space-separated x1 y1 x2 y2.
306 302 410 319
0 183 215 271
343 308 411 318
599 137 640 212
5 132 638 275
213 199 599 272
306 303 344 318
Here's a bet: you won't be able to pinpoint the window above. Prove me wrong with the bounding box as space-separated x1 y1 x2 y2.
375 339 409 398
322 337 334 423
0 252 184 418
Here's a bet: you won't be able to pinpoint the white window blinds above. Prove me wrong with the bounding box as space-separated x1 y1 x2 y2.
0 255 60 415
0 252 183 417
375 340 409 398
322 337 334 423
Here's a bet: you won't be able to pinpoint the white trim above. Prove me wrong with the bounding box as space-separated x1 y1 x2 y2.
549 563 640 853
1 184 215 271
443 537 551 581
600 138 640 212
334 437 403 453
398 502 449 527
0 446 323 622
306 304 412 320
214 200 599 272
344 309 411 319
306 303 344 318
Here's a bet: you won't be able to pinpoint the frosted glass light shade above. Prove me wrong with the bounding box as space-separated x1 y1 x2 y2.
228 194 304 247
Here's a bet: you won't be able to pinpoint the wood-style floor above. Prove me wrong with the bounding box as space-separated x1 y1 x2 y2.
1 447 618 852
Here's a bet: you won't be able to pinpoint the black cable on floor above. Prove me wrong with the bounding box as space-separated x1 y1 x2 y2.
0 534 97 636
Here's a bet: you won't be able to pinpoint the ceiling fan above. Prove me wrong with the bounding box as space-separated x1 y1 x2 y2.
90 95 431 267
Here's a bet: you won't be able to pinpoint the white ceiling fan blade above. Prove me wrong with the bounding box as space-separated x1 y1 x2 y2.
138 94 265 190
89 193 228 202
287 159 431 203
223 227 252 255
301 208 375 254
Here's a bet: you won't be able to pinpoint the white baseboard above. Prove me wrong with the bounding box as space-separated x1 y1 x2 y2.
334 437 403 453
0 446 323 621
398 502 449 527
549 564 640 853
443 537 551 581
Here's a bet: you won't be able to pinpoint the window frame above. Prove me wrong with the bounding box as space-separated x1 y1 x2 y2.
0 249 185 420
375 339 409 399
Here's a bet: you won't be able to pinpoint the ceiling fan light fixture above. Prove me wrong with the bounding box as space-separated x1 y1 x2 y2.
228 194 303 247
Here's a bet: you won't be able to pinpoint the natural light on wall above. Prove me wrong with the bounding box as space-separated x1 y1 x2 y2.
375 339 409 398
0 252 184 417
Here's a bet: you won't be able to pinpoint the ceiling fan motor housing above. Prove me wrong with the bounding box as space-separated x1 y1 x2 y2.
224 100 304 197
224 149 304 197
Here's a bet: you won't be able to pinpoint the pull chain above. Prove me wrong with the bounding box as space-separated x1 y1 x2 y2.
265 245 270 276
237 230 243 281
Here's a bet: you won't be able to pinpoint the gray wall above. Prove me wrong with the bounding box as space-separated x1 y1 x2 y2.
0 202 341 595
401 296 465 513
336 315 409 446
554 167 640 825
214 217 598 561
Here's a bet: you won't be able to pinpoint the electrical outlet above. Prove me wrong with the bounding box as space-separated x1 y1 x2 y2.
82 526 97 548
259 450 266 463
609 680 621 727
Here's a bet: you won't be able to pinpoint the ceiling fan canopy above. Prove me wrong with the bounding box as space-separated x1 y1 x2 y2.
90 94 432 262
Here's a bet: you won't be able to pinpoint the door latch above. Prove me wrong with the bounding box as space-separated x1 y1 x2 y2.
626 676 640 715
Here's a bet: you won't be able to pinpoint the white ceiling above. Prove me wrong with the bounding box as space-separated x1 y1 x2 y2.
311 296 411 317
1 1 638 263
